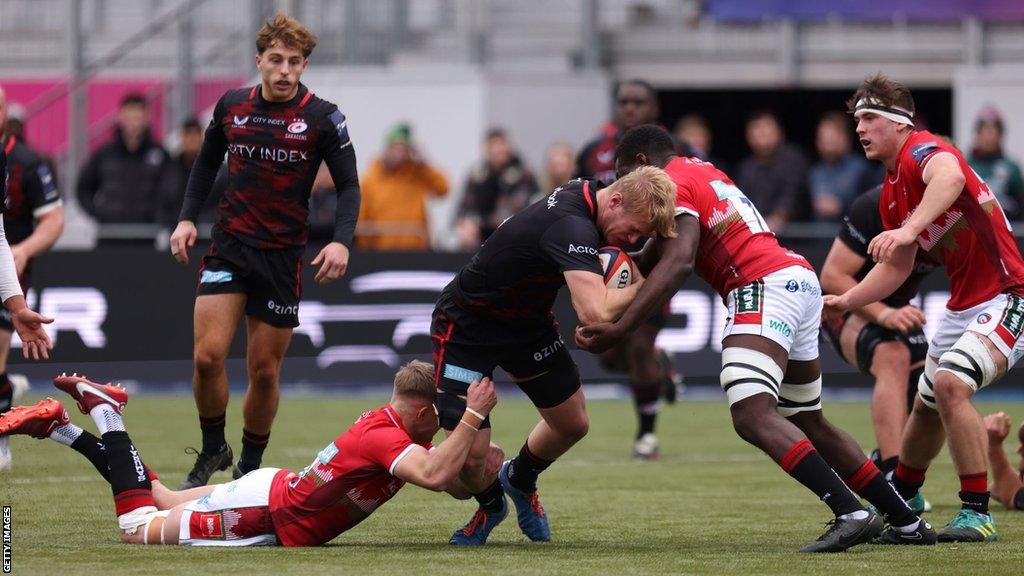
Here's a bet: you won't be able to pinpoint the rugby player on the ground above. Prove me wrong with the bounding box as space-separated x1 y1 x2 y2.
824 73 1024 543
432 167 677 545
0 363 497 546
820 185 937 497
170 13 360 488
577 125 934 552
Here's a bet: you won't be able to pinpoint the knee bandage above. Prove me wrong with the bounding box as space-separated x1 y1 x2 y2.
778 375 822 417
721 348 784 406
916 356 940 409
936 333 999 393
142 510 171 545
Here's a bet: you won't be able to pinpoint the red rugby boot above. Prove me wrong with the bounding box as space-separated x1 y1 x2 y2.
53 373 128 415
0 398 69 439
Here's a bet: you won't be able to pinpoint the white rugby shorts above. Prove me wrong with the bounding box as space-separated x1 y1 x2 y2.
722 265 822 362
179 467 280 547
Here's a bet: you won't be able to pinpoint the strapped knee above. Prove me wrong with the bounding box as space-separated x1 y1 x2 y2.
916 356 939 409
936 333 998 395
143 509 171 545
721 348 783 407
778 376 822 417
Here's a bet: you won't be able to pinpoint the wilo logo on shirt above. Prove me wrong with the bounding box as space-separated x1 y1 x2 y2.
768 319 792 338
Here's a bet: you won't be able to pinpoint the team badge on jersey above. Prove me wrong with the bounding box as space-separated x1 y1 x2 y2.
287 120 308 134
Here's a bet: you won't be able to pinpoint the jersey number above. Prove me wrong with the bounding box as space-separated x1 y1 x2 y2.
709 180 771 234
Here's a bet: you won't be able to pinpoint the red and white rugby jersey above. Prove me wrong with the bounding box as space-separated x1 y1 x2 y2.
880 130 1024 311
664 156 812 298
268 405 430 546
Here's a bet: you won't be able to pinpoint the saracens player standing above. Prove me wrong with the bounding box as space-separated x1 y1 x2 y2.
432 167 677 545
0 85 64 471
170 13 360 488
578 125 935 551
824 74 1024 543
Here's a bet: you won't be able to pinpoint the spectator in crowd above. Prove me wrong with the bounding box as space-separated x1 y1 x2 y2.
809 112 879 222
3 103 26 140
77 93 176 224
968 106 1024 221
734 110 809 232
454 128 538 250
576 80 661 183
674 114 726 170
356 123 448 250
542 142 575 194
165 118 223 225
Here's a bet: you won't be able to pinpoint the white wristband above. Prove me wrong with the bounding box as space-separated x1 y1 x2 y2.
459 419 479 431
465 407 486 421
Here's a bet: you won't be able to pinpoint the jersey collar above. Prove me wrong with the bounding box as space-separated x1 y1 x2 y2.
889 129 920 182
252 82 311 108
582 180 598 222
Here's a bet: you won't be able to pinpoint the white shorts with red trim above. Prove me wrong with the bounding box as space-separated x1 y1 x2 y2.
722 265 821 362
928 292 1024 374
179 467 280 547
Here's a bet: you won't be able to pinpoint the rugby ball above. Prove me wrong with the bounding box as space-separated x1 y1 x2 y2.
599 246 635 289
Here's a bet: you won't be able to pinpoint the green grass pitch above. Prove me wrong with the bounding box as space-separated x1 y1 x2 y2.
4 393 1024 575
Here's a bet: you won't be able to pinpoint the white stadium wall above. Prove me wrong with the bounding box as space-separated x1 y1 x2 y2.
303 65 610 249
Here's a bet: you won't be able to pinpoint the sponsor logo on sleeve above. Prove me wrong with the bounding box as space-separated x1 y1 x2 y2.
317 442 339 464
910 142 939 166
568 244 598 256
328 110 350 146
37 165 59 200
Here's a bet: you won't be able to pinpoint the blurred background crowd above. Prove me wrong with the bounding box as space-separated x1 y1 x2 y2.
2 0 1023 251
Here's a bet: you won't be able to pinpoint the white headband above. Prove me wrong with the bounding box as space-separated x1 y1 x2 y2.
853 98 914 126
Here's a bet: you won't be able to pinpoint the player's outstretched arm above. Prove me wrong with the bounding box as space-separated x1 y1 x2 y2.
576 214 698 353
819 238 924 333
0 217 53 359
985 412 1023 509
393 378 498 492
869 154 964 263
823 241 915 317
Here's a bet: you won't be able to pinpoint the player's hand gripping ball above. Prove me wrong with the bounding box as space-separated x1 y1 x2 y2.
598 246 635 289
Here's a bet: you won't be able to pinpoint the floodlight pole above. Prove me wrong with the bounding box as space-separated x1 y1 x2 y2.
66 0 87 200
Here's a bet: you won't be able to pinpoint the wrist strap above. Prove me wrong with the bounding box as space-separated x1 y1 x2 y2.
459 419 479 431
465 407 486 421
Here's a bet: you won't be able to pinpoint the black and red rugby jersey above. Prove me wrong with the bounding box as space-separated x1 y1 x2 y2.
182 83 359 249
